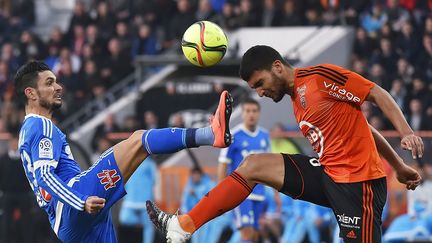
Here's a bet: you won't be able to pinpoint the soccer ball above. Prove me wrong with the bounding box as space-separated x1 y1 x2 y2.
181 21 228 67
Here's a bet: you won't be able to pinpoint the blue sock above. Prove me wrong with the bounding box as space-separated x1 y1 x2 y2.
142 127 214 154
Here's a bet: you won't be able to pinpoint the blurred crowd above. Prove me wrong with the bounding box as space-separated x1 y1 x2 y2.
0 0 432 242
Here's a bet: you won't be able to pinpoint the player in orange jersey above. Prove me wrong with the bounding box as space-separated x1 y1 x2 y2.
147 45 423 243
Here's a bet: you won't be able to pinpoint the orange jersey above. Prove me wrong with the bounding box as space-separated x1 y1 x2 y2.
291 64 386 183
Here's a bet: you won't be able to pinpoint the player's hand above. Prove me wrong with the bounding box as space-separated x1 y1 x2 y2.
395 164 422 190
401 134 424 159
85 196 106 214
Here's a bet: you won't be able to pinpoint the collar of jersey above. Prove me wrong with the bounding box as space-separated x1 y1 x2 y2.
24 113 51 121
240 124 260 137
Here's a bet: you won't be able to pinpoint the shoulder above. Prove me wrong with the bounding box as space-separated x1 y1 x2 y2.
23 116 59 139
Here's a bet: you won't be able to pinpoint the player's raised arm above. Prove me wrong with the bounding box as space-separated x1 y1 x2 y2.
369 124 421 190
366 85 424 159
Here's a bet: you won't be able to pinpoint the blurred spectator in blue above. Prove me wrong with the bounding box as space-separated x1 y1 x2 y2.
131 24 159 59
119 157 158 243
210 0 225 13
383 164 432 242
361 2 388 36
282 199 331 243
353 27 376 59
53 47 81 74
279 0 303 26
181 167 221 243
196 0 216 21
396 20 420 62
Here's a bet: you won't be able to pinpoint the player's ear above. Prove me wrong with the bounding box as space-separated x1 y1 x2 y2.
24 87 37 101
272 60 283 74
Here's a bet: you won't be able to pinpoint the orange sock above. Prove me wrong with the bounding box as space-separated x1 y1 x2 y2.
178 171 253 233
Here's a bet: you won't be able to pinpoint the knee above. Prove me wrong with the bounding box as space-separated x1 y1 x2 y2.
236 154 261 181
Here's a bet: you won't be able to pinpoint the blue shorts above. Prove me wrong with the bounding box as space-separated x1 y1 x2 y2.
56 148 126 243
233 198 266 229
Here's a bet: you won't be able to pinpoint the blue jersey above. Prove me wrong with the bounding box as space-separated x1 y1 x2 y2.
18 114 126 242
219 124 271 200
18 114 87 222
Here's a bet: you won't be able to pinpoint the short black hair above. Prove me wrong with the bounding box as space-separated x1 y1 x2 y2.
14 61 50 105
241 97 260 110
239 45 289 81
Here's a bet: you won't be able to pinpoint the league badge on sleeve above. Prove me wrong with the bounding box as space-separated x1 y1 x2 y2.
39 138 53 159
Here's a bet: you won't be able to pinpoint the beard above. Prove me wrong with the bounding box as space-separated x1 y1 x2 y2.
38 92 62 111
271 73 285 102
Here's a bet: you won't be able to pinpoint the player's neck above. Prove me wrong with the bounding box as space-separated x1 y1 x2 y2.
285 67 296 96
25 104 53 120
244 124 257 132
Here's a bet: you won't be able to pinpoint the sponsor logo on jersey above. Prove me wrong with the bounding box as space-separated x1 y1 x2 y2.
337 213 361 229
97 169 121 190
297 84 307 108
323 81 361 103
39 138 53 159
299 121 324 157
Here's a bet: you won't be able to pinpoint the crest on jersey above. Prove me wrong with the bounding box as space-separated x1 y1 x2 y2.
297 84 307 109
39 138 53 159
97 169 121 190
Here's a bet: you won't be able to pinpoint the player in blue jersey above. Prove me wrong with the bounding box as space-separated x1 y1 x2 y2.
14 61 233 242
217 98 271 243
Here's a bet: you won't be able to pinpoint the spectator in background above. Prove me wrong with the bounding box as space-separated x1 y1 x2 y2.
236 0 261 27
71 24 86 57
371 38 399 75
94 1 116 41
131 24 159 59
385 0 410 32
0 131 34 243
67 0 91 39
379 22 396 40
351 58 368 77
212 2 241 31
143 111 159 130
91 113 120 151
416 34 432 82
361 2 388 36
369 115 386 131
78 59 99 92
101 38 132 86
165 0 196 51
91 135 113 163
368 63 391 90
196 0 216 21
1 42 19 72
0 60 10 98
115 21 132 56
85 24 106 61
395 57 414 86
58 60 79 94
407 99 427 131
261 0 282 27
279 0 302 26
122 115 140 132
53 47 81 74
353 27 376 59
389 79 407 112
396 20 420 62
119 156 158 243
18 30 45 61
181 167 219 243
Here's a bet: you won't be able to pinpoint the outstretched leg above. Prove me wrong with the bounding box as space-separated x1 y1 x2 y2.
147 153 286 242
114 90 233 183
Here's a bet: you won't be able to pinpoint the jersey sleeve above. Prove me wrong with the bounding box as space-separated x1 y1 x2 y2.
30 118 88 211
319 64 375 105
